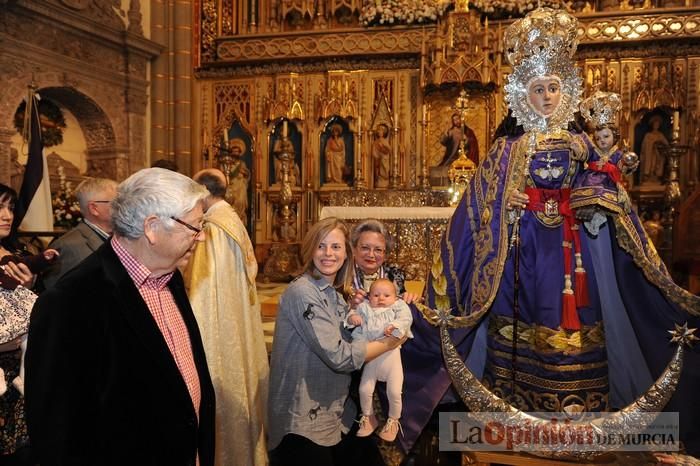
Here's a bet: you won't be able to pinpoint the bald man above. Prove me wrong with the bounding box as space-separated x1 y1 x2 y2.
183 169 269 466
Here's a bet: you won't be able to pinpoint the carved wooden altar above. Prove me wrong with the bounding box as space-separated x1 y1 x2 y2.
192 0 700 269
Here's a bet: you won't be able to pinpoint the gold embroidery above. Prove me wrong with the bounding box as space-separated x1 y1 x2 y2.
488 365 609 391
484 376 609 412
489 349 609 372
614 215 700 316
481 207 491 226
489 315 606 354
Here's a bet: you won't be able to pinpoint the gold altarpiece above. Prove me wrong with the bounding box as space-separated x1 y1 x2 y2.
192 0 700 278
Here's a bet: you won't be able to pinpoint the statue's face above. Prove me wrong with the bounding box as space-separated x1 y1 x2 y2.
595 127 614 151
451 114 462 127
526 76 562 117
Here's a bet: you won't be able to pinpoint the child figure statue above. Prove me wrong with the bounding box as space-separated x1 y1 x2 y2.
571 90 639 235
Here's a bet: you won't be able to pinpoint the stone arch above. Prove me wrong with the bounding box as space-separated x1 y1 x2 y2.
0 77 120 182
39 87 117 154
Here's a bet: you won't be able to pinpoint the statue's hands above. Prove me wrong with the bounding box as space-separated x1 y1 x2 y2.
575 205 598 222
506 190 529 210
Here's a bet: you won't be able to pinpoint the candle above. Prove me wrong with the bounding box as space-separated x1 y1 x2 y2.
223 129 229 143
422 104 427 122
282 120 288 138
673 110 680 136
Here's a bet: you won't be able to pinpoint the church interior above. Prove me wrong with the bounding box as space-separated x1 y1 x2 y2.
2 0 699 292
1 0 700 463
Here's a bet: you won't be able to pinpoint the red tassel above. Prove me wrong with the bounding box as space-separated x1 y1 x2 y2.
575 270 590 308
561 291 581 331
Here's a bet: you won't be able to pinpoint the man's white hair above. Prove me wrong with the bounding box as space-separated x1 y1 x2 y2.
74 177 118 214
111 168 208 239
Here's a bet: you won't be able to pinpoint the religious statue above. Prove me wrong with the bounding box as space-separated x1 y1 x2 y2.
400 7 700 458
324 123 347 184
273 136 301 186
640 114 669 183
642 210 664 246
218 137 250 225
439 112 479 167
371 123 391 188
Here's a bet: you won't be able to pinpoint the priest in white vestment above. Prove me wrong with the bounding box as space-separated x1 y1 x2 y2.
184 169 269 466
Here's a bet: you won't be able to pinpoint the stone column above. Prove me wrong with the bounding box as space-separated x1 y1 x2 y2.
151 0 194 174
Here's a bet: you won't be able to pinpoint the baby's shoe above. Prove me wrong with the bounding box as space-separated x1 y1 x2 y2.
356 414 379 437
0 368 6 396
12 376 23 396
378 417 401 442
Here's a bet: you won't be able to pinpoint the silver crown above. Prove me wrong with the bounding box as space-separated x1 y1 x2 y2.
579 90 622 127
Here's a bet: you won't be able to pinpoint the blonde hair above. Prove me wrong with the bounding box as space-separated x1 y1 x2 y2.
300 217 353 296
369 277 398 296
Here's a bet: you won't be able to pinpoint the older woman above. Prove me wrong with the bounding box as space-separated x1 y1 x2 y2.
268 217 403 466
0 183 37 464
350 219 420 305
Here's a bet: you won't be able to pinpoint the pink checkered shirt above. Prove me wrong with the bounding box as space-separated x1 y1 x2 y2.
111 237 201 418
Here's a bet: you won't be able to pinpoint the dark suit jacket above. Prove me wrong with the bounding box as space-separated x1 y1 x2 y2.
42 221 106 289
26 242 216 466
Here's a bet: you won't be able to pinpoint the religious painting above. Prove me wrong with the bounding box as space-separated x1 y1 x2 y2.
268 118 302 188
221 121 254 232
320 116 354 186
633 110 671 186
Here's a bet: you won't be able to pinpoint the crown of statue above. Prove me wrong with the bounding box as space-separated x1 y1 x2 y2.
579 90 622 127
503 8 579 68
503 8 583 133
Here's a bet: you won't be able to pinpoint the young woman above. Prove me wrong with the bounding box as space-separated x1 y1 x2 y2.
268 217 404 466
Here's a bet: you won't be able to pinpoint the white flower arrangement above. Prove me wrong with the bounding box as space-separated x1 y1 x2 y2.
360 0 452 26
52 166 82 230
470 0 562 17
360 0 562 25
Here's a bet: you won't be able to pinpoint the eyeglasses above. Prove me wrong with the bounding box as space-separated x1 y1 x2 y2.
358 245 386 256
170 216 204 238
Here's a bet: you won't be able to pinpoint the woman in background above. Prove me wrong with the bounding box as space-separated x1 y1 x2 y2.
0 184 38 466
350 219 420 305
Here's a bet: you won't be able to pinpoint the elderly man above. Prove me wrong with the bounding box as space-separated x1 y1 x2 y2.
42 177 118 289
26 168 215 466
184 169 268 466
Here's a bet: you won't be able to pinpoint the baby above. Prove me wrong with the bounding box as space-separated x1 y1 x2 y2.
347 278 413 442
0 248 59 395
